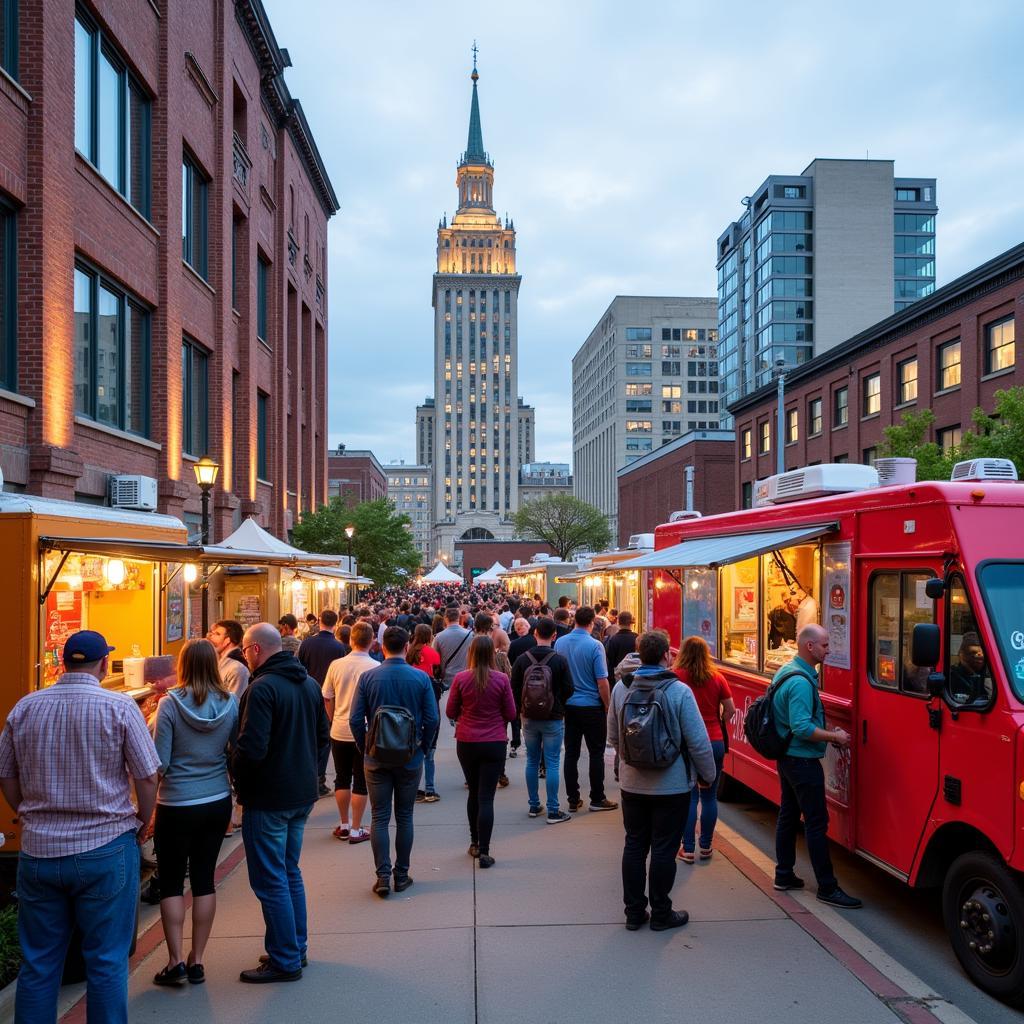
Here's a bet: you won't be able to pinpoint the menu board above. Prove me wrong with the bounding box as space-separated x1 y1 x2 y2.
44 590 82 685
823 542 852 670
165 565 185 643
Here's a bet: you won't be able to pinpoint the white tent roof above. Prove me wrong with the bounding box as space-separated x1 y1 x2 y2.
211 517 343 565
420 561 464 584
473 561 507 584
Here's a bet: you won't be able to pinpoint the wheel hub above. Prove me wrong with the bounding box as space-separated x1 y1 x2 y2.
959 885 1016 971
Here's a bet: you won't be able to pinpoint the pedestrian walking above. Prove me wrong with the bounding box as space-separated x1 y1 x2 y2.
448 636 517 867
152 639 239 986
0 630 160 1024
772 624 862 908
231 623 330 982
433 605 472 691
607 630 716 932
672 636 735 863
554 606 617 813
278 614 302 655
509 617 574 823
407 623 443 803
350 627 439 897
321 621 377 844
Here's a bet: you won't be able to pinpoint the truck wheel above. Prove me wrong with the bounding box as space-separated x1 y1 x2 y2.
942 850 1024 1006
717 771 742 802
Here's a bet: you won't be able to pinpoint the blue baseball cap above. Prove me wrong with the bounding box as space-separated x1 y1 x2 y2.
63 630 115 664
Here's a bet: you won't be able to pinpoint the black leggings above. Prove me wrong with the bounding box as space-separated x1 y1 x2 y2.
154 796 232 898
456 740 506 855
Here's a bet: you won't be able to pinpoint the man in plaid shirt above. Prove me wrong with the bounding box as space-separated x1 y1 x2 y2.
0 630 160 1024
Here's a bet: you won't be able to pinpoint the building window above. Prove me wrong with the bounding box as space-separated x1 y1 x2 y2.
863 447 878 466
625 327 652 341
625 344 651 359
625 420 652 433
834 386 849 427
985 317 1015 375
937 425 962 455
1 0 17 78
0 202 14 390
741 428 752 460
834 453 849 464
862 373 881 417
936 339 961 391
662 361 681 375
808 397 822 436
786 408 798 444
73 262 150 435
759 421 770 454
181 336 209 456
897 357 918 404
257 391 269 480
256 255 269 342
74 13 150 217
182 152 209 278
625 362 652 377
626 399 652 412
741 481 753 508
895 188 920 202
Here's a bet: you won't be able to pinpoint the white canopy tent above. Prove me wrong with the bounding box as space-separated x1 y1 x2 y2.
212 517 344 565
473 561 507 584
420 561 464 584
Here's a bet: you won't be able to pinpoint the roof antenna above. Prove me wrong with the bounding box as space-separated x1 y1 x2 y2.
472 40 479 72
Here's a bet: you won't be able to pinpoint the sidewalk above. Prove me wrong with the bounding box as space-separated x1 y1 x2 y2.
58 728 950 1024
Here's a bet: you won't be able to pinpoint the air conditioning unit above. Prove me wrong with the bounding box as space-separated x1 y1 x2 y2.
951 458 1019 483
627 533 655 549
110 475 158 511
754 464 878 507
875 457 917 486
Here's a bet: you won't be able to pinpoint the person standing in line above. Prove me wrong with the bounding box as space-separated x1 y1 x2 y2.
555 606 617 813
208 620 250 699
607 630 716 932
321 622 378 844
0 630 161 1024
433 605 472 692
507 615 536 664
448 636 517 868
232 623 330 982
772 624 861 908
407 623 443 803
152 639 239 986
672 636 735 863
605 612 638 674
350 627 439 897
298 609 346 798
278 614 303 656
492 624 520 767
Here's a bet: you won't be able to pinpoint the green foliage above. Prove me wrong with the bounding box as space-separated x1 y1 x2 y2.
879 408 958 481
291 497 422 588
513 494 612 561
0 905 20 989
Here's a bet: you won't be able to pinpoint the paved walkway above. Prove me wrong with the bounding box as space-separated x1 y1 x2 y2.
49 722 962 1024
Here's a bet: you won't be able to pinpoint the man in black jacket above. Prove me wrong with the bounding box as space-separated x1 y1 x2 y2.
233 623 331 984
605 612 638 673
298 609 345 796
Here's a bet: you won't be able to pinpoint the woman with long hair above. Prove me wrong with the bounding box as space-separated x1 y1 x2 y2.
672 636 735 863
431 613 445 636
408 623 443 802
152 639 239 986
447 635 516 868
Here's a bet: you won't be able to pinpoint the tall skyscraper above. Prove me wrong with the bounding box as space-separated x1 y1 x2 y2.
417 57 535 565
716 159 937 416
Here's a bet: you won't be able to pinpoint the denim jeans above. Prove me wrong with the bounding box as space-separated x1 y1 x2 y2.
15 830 138 1024
365 761 420 878
563 705 608 805
682 740 726 853
620 790 690 923
775 755 837 893
523 718 564 814
242 804 313 973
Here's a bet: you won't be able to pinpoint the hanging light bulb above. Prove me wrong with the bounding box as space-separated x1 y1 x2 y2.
316 580 325 591
104 559 126 585
291 579 303 592
183 564 198 583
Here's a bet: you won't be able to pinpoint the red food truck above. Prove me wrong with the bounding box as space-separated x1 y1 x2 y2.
627 459 1024 1005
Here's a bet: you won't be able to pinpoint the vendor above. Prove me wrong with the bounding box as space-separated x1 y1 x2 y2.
949 634 988 704
794 587 819 633
767 593 799 648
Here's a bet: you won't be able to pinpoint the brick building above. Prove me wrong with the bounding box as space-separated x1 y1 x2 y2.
616 430 737 545
454 539 556 584
729 243 1023 506
0 0 338 540
327 445 387 505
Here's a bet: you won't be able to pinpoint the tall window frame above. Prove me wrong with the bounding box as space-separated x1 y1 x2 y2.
181 336 209 456
1 0 17 79
897 357 918 405
182 151 209 279
936 339 961 391
256 390 269 480
833 386 849 427
862 372 881 417
0 200 15 390
985 317 1015 376
808 397 822 436
256 254 270 343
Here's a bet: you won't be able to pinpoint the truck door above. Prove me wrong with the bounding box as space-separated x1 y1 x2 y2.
855 565 940 875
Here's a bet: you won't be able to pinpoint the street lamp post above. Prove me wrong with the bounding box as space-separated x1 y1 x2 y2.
193 455 220 636
344 525 355 608
774 359 786 476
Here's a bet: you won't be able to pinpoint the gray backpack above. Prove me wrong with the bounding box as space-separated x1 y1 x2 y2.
619 671 687 771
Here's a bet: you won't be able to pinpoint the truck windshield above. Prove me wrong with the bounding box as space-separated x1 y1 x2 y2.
978 562 1024 701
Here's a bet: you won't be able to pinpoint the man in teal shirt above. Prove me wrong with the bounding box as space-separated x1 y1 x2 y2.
772 624 861 909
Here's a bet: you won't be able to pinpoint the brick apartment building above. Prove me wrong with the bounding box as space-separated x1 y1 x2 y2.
0 0 338 540
327 445 387 505
729 242 1023 506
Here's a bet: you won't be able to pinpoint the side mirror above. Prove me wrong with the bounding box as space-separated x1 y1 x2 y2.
912 622 941 669
925 578 946 600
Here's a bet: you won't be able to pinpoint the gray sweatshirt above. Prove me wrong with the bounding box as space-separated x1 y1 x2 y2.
153 688 239 806
607 667 716 796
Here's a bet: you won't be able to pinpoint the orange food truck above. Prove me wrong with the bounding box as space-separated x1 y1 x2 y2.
625 459 1024 1005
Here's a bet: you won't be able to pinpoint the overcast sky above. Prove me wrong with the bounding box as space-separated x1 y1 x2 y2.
263 0 1024 467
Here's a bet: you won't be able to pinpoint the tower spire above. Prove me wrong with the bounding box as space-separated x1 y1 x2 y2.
461 42 489 167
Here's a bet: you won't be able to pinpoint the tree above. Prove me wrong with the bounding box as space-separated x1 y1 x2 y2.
879 408 959 481
291 497 422 587
513 493 612 561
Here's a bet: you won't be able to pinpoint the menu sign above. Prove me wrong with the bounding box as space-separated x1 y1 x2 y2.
823 542 852 670
44 590 82 685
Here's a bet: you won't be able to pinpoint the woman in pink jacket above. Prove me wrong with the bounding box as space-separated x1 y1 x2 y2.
448 635 516 868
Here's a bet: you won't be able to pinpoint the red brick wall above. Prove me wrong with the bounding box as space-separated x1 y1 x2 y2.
327 453 388 504
455 541 556 584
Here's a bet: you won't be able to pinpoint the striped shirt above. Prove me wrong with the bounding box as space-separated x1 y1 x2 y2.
0 673 161 858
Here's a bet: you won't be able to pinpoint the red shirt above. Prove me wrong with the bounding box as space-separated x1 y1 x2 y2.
411 644 440 678
674 668 733 741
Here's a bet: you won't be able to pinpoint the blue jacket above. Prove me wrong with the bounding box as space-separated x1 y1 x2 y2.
349 656 439 769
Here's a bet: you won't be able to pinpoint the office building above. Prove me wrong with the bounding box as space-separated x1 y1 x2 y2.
327 446 387 505
518 462 572 503
385 462 432 565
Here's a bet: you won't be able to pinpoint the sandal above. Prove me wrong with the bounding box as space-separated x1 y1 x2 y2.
677 847 695 864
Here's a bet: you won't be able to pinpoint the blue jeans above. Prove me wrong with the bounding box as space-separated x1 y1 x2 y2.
523 718 564 814
242 804 313 973
365 761 420 878
682 739 726 853
15 830 138 1024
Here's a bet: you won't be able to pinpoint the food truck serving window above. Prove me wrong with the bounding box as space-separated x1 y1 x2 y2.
869 571 935 696
978 562 1024 702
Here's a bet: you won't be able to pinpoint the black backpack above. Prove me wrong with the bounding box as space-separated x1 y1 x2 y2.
619 672 686 770
743 666 819 760
521 650 556 720
366 705 417 766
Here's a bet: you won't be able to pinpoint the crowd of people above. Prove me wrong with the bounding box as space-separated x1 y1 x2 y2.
0 580 860 1022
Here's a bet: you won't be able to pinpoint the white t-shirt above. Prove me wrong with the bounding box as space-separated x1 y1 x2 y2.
322 651 377 742
218 653 249 699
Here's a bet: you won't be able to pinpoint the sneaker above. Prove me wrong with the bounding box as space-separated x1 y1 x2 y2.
240 962 303 983
624 912 650 931
415 790 427 803
773 874 805 891
423 792 440 803
699 847 713 860
332 826 350 840
393 874 414 892
589 799 618 812
568 799 584 812
186 962 205 985
546 810 572 824
372 877 391 898
498 774 510 788
677 848 695 864
816 886 862 909
478 855 495 869
348 828 370 844
528 805 543 818
650 910 689 931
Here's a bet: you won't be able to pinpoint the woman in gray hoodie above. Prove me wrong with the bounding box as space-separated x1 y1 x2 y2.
152 639 239 986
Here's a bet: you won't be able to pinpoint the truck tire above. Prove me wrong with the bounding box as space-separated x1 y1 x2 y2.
942 850 1024 1006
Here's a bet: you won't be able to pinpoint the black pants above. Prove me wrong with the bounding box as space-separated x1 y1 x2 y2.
456 740 506 855
563 705 607 805
776 755 837 893
620 790 690 923
154 796 232 898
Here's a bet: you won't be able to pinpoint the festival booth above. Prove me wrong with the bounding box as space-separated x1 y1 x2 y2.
499 555 578 606
472 561 507 585
555 535 654 628
420 561 465 585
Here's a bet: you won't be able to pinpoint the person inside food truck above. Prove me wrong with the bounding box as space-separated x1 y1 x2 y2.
948 634 990 705
767 593 799 648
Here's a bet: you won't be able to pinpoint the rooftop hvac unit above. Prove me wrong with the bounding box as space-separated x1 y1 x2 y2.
627 533 655 549
668 511 702 524
110 475 158 512
754 464 879 507
951 458 1019 483
875 458 917 486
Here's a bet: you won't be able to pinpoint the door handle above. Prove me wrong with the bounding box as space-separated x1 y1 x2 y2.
861 720 867 744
